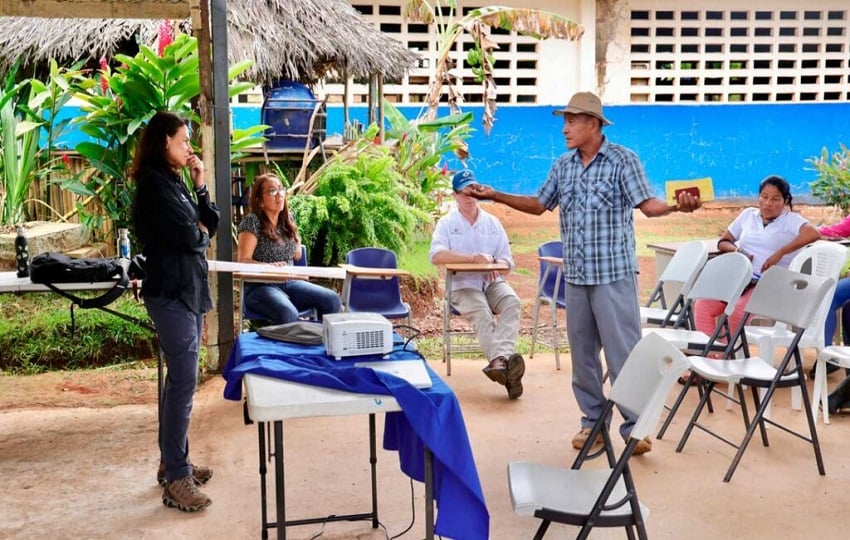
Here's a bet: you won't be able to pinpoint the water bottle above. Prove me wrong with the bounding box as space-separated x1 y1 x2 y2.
117 228 131 259
15 225 29 278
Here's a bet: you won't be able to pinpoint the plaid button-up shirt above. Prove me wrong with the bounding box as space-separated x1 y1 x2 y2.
537 137 654 285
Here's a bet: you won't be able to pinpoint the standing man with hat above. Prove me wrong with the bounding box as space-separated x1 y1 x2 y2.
431 169 525 399
465 92 701 453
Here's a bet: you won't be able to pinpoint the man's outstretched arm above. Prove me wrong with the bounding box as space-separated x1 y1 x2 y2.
463 184 547 215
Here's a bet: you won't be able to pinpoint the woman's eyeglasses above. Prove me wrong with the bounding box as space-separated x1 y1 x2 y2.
266 188 285 197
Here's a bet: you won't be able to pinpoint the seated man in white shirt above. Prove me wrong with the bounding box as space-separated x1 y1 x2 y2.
430 170 525 399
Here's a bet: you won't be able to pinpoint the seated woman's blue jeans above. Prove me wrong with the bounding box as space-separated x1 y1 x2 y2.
244 280 341 324
825 277 850 346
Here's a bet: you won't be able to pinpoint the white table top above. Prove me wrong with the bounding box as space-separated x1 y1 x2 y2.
243 373 402 422
208 260 347 280
0 271 125 294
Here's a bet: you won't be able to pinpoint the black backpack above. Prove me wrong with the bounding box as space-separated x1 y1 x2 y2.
29 252 129 309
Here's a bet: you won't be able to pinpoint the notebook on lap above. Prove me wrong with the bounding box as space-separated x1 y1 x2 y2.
354 359 433 389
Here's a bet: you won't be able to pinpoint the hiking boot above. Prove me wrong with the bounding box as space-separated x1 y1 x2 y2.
505 353 526 399
162 475 212 512
632 437 653 456
482 356 508 385
571 427 603 451
157 461 213 487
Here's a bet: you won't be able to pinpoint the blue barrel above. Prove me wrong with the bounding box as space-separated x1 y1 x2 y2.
261 81 326 150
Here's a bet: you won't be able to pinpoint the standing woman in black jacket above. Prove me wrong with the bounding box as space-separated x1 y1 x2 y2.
132 111 220 512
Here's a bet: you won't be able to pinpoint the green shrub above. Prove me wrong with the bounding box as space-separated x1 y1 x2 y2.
809 143 850 213
291 150 430 266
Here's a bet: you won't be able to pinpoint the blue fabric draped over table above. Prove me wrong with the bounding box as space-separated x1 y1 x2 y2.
222 332 489 540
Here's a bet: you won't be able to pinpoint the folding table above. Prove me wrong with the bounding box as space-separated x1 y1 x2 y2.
243 373 434 540
223 332 489 540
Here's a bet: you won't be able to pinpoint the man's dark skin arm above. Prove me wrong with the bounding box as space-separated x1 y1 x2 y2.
463 185 701 215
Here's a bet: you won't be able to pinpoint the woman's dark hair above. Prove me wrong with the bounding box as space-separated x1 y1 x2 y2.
759 174 793 210
249 173 298 242
131 111 188 180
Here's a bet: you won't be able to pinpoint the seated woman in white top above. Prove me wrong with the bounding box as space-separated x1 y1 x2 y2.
694 175 820 338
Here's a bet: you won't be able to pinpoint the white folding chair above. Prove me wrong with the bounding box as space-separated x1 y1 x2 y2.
744 241 847 417
507 332 689 540
649 252 753 439
676 266 835 482
641 240 709 328
812 346 850 424
642 252 752 353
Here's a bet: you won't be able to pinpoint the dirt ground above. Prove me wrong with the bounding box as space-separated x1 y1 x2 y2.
2 202 847 539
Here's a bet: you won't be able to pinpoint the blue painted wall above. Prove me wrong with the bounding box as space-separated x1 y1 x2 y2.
235 102 850 200
67 102 850 200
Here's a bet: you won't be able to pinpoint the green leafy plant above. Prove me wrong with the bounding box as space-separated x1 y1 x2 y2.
0 60 83 225
290 142 430 266
809 144 850 213
62 32 255 237
382 99 473 210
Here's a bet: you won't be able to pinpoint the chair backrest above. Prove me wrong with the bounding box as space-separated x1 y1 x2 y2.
685 252 753 317
659 240 710 297
537 240 565 307
745 266 836 332
295 244 307 267
786 241 847 342
345 247 407 315
609 332 690 440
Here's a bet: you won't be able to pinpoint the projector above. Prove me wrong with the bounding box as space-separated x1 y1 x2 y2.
322 312 394 360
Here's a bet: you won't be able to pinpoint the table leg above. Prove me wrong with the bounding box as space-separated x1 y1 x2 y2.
369 414 379 528
258 422 270 540
273 421 286 539
424 446 434 540
444 271 454 375
341 274 352 312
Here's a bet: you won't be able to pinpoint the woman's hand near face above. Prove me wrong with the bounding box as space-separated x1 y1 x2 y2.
187 154 205 188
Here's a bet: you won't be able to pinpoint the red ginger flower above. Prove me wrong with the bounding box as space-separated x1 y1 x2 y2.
99 56 109 94
158 20 174 56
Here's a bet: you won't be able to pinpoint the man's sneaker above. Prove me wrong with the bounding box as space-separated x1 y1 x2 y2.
571 427 603 451
162 475 212 512
157 461 213 487
632 437 653 456
505 353 526 399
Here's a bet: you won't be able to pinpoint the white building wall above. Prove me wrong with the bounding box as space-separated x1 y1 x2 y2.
621 0 850 104
529 0 596 105
319 1 597 107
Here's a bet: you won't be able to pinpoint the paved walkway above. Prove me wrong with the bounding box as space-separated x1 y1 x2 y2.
2 352 848 539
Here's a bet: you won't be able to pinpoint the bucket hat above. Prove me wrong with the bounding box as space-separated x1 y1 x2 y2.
553 92 612 126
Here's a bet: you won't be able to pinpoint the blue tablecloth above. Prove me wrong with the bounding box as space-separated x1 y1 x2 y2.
222 332 489 540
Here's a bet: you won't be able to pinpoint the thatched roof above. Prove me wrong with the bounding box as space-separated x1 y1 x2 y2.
0 0 418 84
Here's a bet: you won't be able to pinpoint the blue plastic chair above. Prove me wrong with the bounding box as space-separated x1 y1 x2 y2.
344 247 411 327
529 240 567 369
239 244 315 332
